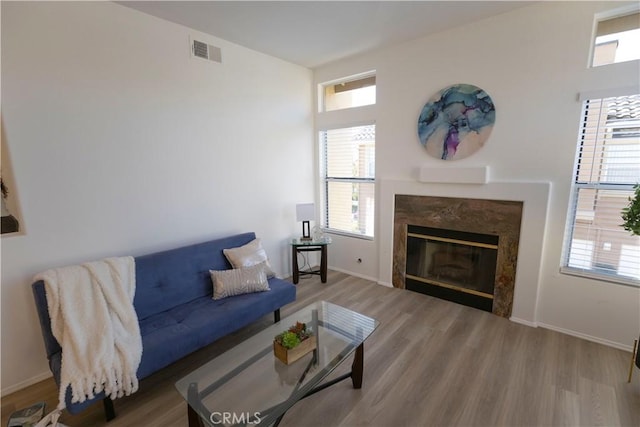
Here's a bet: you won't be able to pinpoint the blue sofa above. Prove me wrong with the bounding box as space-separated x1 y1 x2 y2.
32 232 296 419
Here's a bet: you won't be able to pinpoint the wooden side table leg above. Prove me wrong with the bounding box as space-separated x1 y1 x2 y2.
321 245 327 283
292 245 300 284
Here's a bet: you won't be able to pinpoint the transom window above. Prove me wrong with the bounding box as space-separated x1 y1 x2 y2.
592 11 640 67
321 73 376 112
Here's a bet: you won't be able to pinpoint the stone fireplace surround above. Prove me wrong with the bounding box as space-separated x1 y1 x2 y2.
394 195 523 318
378 179 551 325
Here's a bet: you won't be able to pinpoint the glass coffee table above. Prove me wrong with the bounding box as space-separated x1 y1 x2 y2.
175 301 379 426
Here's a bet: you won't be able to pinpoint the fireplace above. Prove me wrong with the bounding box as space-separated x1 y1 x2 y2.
393 194 523 318
405 225 498 312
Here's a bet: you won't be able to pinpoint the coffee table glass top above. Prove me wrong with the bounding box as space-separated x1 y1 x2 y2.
175 301 378 426
290 236 332 246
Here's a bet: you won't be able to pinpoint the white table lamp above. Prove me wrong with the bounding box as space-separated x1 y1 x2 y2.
296 203 315 241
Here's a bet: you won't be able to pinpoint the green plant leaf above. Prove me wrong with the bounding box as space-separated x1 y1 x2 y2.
281 331 300 349
621 184 640 236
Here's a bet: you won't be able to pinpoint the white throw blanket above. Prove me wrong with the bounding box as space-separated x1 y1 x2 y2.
35 256 142 409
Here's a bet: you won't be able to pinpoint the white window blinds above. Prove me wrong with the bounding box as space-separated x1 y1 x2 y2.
563 94 640 284
321 125 375 237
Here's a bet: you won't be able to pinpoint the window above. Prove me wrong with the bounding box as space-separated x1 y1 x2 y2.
318 72 376 238
592 12 640 67
321 125 375 237
562 93 640 285
322 74 376 112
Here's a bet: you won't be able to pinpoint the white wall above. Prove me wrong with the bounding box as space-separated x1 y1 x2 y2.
1 1 313 394
314 1 640 349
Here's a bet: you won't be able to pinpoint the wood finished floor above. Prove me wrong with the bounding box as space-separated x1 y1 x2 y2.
2 270 639 426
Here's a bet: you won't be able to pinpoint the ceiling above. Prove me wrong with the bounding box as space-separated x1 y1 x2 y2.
118 1 533 69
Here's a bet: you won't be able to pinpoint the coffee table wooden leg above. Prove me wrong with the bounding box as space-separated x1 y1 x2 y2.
188 404 204 427
351 343 364 389
187 382 206 427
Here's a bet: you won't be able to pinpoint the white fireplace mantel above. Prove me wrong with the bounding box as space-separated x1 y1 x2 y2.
378 179 551 326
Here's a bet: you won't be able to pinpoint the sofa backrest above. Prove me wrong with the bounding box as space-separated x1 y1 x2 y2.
133 232 256 320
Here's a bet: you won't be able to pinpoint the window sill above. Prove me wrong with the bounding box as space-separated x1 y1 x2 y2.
560 266 640 288
324 228 374 241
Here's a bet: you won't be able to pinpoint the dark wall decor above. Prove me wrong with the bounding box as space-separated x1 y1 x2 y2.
1 131 23 235
1 178 20 234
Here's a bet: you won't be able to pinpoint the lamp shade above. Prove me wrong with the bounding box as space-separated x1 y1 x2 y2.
296 203 315 222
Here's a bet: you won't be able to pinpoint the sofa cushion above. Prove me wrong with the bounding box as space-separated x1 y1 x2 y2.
136 277 295 378
134 233 256 320
223 238 276 278
210 263 270 300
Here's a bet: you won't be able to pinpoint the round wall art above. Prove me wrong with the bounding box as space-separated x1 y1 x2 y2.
417 83 495 161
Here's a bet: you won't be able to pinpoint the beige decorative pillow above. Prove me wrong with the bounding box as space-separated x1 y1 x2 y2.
223 238 276 278
210 263 270 300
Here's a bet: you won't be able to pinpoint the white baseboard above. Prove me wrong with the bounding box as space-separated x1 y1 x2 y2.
1 371 52 397
508 318 633 353
510 317 538 328
328 266 379 284
537 322 634 352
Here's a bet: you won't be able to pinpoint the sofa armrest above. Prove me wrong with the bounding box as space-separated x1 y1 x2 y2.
32 280 62 360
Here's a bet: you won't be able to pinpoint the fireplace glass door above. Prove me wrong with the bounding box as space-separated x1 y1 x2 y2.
405 225 498 312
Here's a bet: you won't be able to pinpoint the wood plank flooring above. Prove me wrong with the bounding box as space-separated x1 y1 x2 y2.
2 271 639 426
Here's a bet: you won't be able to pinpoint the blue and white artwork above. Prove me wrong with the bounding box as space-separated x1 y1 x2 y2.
417 84 495 161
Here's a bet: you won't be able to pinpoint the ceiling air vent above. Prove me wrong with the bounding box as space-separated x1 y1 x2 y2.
191 38 222 63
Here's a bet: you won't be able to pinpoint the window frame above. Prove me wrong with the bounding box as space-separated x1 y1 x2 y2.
316 71 377 240
561 92 640 287
590 6 640 68
319 123 376 240
319 71 376 113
